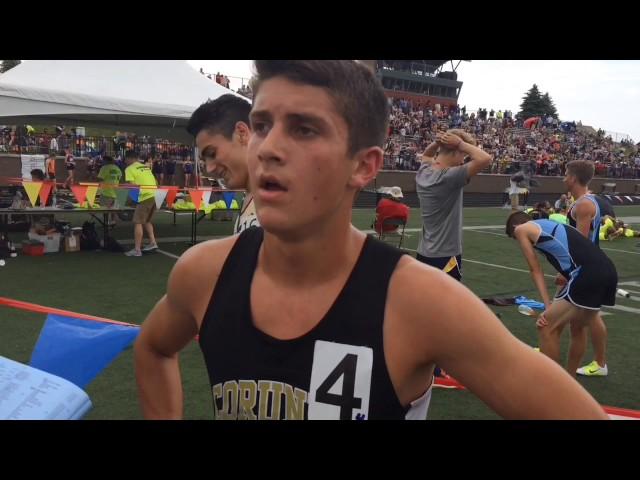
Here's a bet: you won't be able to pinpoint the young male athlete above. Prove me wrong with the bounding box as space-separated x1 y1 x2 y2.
416 130 492 281
187 94 258 234
564 160 615 376
135 60 607 420
506 211 618 378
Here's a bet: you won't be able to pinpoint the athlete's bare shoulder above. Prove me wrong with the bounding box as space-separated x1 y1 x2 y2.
384 255 467 346
168 235 241 327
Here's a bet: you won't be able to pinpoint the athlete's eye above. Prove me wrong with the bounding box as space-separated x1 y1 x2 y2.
294 125 317 138
252 122 271 136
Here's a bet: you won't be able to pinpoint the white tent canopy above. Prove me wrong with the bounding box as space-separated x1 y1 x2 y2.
0 60 250 143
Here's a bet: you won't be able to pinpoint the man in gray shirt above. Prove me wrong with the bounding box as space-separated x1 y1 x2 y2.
415 130 492 281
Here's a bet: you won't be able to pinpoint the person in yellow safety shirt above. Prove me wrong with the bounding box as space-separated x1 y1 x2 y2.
123 150 158 257
600 216 640 240
97 155 123 225
549 212 569 225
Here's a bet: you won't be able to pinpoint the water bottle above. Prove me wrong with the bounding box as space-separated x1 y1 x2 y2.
518 304 536 316
617 289 631 298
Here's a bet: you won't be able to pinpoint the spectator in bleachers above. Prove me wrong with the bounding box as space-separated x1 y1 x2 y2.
151 154 163 185
87 154 99 181
183 157 194 188
381 96 636 177
162 153 175 186
63 148 75 189
46 152 57 192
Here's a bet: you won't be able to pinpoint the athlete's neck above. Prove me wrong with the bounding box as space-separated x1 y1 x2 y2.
571 185 589 200
433 153 460 169
260 216 365 287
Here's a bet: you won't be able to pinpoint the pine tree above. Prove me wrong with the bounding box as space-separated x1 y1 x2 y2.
0 60 21 73
541 92 558 119
518 84 546 120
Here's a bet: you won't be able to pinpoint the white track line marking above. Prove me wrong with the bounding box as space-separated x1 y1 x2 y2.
402 248 639 315
468 229 640 255
601 247 640 256
156 249 180 260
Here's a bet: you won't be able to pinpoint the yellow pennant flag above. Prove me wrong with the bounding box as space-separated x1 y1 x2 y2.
443 256 459 274
23 181 43 207
86 185 99 207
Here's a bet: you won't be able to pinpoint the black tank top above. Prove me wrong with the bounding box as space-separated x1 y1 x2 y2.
567 194 615 246
199 227 429 420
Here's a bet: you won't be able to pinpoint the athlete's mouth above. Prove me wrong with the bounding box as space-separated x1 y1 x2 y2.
259 175 287 192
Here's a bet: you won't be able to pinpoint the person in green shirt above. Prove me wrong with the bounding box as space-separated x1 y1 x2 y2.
549 212 568 225
124 150 158 257
600 216 640 240
97 155 122 225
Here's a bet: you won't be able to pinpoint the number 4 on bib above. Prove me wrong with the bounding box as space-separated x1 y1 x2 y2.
308 340 373 420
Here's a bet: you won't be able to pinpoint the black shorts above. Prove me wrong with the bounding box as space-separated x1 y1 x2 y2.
556 260 617 310
48 173 56 180
416 253 462 282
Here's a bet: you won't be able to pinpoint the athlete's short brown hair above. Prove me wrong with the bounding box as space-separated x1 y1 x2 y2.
566 160 595 186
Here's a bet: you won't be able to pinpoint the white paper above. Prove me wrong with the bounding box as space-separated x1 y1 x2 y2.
0 356 92 420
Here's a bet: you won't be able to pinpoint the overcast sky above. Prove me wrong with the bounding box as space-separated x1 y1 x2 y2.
187 60 640 143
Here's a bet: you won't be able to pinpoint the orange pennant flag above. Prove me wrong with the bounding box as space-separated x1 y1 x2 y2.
71 185 88 205
189 189 204 211
165 188 178 208
23 181 43 207
39 182 54 206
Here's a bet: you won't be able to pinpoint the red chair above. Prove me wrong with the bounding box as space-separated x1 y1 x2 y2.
377 216 407 249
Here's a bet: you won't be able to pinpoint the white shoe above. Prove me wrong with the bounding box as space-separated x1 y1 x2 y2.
576 360 608 377
124 249 142 257
142 244 158 253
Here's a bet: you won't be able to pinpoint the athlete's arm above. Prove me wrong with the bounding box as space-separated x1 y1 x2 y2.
421 141 439 163
134 237 236 419
439 132 492 178
609 228 624 240
393 261 607 419
514 223 552 308
462 142 493 178
573 200 595 238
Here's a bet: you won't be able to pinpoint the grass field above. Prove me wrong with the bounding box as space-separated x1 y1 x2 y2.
1 205 639 419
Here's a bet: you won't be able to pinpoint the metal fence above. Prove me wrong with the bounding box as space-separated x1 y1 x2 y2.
0 132 194 160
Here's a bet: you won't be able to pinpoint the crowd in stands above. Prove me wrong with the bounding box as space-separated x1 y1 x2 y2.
383 98 640 178
0 125 200 187
199 68 231 89
235 84 253 100
1 126 192 160
3 96 640 183
198 68 253 100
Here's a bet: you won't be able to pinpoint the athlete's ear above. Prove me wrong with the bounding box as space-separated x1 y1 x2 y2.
234 122 251 146
348 146 383 190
